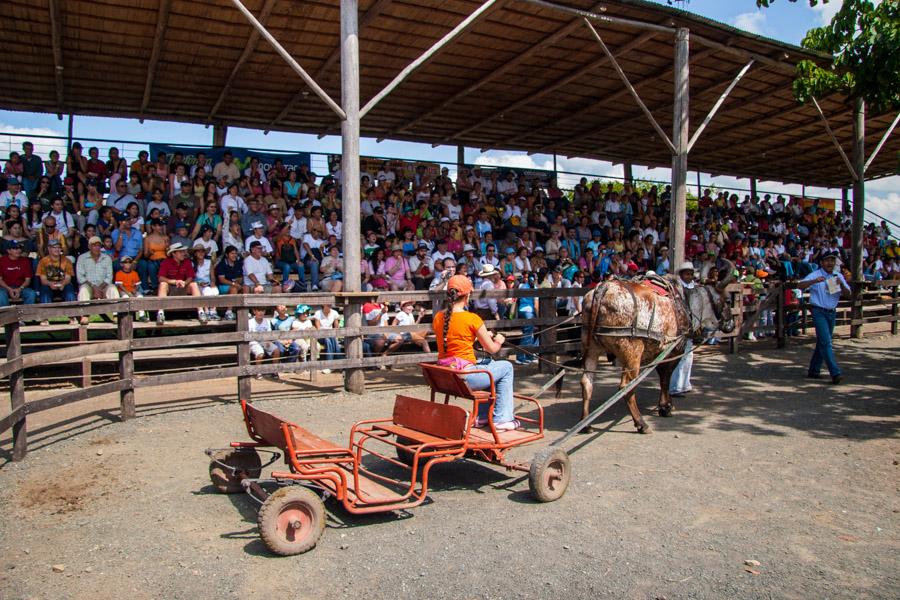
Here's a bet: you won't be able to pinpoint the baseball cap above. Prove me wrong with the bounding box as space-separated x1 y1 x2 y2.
88 236 102 245
447 275 474 295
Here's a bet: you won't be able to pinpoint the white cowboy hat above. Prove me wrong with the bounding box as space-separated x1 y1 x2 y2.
477 263 499 278
677 261 695 273
167 242 187 255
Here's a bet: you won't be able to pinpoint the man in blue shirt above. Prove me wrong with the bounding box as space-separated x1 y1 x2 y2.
797 251 851 384
111 216 143 262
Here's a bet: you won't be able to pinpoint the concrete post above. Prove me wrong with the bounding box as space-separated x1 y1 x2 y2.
669 28 690 269
341 0 365 393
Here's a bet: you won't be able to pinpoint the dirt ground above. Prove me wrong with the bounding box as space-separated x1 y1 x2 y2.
1 332 898 600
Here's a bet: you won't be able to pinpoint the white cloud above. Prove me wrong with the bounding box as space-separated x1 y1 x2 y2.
0 122 67 159
732 11 769 35
867 191 900 227
811 0 843 26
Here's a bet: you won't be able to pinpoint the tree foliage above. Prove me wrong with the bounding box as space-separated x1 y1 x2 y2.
756 0 900 111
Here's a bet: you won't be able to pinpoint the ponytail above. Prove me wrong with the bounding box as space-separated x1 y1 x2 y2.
442 288 460 353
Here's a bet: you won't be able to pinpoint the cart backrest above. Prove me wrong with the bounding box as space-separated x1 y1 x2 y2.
393 395 469 440
242 400 291 450
419 362 489 400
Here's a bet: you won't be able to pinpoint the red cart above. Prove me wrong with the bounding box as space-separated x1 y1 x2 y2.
206 363 571 556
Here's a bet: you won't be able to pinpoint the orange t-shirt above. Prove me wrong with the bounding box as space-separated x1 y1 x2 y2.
114 269 141 295
432 310 483 365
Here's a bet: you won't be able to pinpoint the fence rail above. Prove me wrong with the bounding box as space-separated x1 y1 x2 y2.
1 281 897 461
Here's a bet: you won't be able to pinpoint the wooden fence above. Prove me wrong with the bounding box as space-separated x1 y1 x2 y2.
1 279 897 461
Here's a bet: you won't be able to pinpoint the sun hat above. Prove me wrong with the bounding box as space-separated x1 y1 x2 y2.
167 242 187 255
677 261 695 273
88 236 102 245
477 263 499 278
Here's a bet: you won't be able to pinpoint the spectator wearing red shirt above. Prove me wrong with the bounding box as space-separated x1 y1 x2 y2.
156 242 203 325
0 241 37 306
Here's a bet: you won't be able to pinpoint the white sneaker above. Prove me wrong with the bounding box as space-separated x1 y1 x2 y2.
224 310 235 321
747 332 757 341
156 311 165 326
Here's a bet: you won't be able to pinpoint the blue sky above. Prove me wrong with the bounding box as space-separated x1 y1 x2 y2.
1 0 897 224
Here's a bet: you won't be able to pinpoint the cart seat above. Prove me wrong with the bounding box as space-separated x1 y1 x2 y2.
242 400 348 456
419 363 494 402
372 395 468 446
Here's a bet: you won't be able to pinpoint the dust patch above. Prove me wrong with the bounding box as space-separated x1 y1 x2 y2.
18 463 116 515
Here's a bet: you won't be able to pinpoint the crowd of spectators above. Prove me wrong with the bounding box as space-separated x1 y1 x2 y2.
0 140 897 344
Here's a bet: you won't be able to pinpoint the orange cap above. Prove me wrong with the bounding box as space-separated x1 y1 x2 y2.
447 274 474 295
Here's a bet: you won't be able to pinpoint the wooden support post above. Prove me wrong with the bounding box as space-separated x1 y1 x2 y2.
6 322 26 461
537 295 557 373
729 289 741 355
457 144 465 173
750 178 757 200
841 187 849 215
236 308 251 400
851 97 865 339
892 283 898 336
117 311 135 420
78 325 91 389
801 300 808 336
341 0 365 394
669 27 690 270
776 284 785 349
309 335 319 382
623 162 633 185
213 124 228 147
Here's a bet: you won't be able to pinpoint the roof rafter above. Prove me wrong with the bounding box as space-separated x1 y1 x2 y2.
391 0 609 136
140 0 171 120
207 0 278 124
47 0 64 117
446 29 659 143
523 46 719 151
264 0 393 133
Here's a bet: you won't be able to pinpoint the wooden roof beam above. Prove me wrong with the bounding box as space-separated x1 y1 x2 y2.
391 1 609 136
207 0 278 124
582 19 674 153
526 46 718 151
445 29 658 143
140 0 171 120
265 0 393 133
521 0 676 35
811 97 858 181
47 0 64 118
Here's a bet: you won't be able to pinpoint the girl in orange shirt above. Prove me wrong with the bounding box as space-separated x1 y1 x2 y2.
432 275 518 430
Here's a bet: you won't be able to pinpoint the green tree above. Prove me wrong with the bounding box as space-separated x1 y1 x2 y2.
757 0 900 111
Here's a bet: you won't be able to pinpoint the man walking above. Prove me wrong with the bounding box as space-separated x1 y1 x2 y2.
797 251 850 384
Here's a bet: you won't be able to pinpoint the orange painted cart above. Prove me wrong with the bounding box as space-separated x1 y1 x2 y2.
206 363 571 556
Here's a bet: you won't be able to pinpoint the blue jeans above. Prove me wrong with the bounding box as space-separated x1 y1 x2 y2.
39 283 76 304
322 337 340 361
0 287 37 307
138 258 162 293
464 358 515 424
304 258 320 288
275 341 300 363
809 306 840 377
277 261 305 285
517 308 535 362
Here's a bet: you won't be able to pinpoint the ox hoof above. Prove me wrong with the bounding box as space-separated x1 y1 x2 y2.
658 405 673 417
579 425 593 434
636 423 652 434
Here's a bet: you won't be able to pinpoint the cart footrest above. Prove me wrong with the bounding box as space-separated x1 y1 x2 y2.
371 423 464 447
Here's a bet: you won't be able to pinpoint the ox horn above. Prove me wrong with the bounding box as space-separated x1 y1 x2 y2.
716 260 736 292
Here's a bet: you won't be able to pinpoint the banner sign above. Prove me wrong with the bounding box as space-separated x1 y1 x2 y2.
791 196 836 211
328 155 441 181
465 163 555 187
148 144 311 176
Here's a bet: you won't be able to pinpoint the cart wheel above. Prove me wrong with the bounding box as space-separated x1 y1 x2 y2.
528 447 571 503
208 449 262 494
258 486 326 556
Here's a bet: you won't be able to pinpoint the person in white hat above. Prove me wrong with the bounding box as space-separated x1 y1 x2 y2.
243 221 273 256
670 261 697 397
472 263 502 320
156 242 203 325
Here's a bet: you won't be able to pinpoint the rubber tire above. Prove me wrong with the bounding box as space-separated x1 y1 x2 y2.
528 446 571 503
258 486 326 556
208 449 262 494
